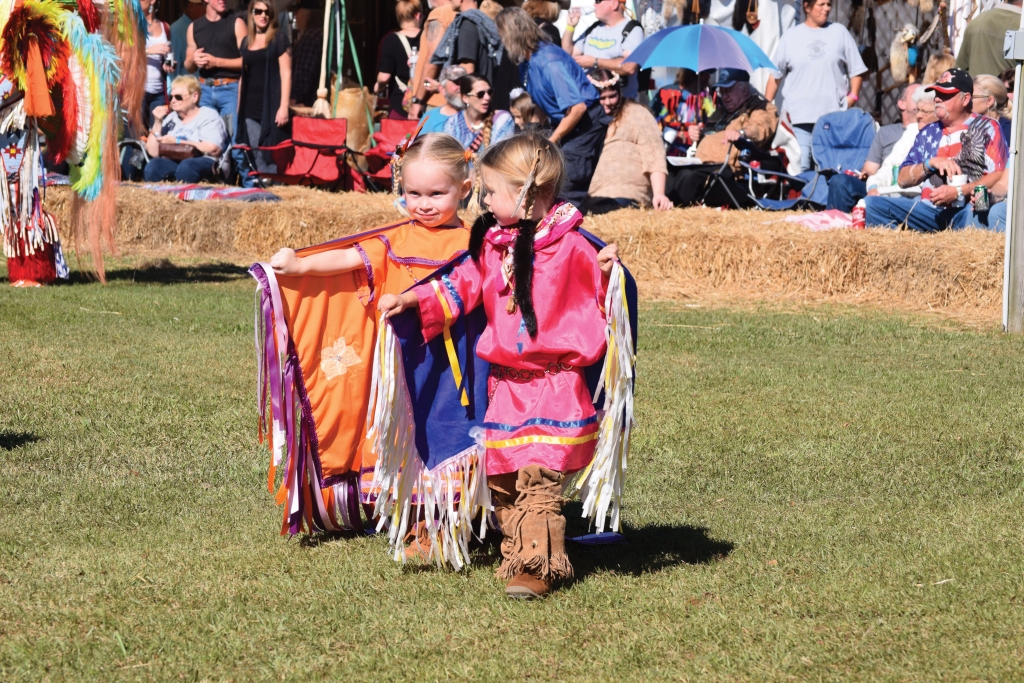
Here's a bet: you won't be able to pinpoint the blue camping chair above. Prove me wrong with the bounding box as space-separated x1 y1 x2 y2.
745 109 877 210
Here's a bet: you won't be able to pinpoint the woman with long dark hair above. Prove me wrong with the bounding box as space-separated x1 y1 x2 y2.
235 0 291 185
587 69 671 213
443 74 515 160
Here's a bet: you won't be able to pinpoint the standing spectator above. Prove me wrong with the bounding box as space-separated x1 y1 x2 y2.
185 0 247 133
562 0 645 100
171 0 206 80
955 0 1022 77
587 69 672 213
524 1 562 43
143 76 230 183
443 74 515 156
141 0 173 131
496 6 607 207
827 84 920 213
375 1 421 119
973 74 1012 145
235 0 292 185
418 64 468 133
665 68 779 208
407 0 461 118
764 0 867 171
426 0 522 112
866 69 1007 232
289 0 324 107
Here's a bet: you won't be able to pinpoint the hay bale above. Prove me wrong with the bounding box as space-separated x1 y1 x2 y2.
584 207 1004 324
47 185 400 259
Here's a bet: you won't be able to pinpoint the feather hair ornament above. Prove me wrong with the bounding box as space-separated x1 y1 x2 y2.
511 148 543 218
390 118 427 196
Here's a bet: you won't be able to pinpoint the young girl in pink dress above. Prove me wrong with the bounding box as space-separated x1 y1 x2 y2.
378 132 619 599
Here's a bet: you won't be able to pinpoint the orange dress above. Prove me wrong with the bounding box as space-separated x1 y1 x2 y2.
252 219 468 535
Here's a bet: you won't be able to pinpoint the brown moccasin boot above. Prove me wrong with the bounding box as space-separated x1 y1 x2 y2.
505 572 552 599
403 519 433 562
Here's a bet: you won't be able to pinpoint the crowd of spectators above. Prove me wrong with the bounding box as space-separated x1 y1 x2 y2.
125 0 1023 234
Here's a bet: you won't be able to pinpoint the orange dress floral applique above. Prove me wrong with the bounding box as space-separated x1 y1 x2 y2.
320 336 361 379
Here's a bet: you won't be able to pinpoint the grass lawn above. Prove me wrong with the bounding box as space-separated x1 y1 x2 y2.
2 260 1023 682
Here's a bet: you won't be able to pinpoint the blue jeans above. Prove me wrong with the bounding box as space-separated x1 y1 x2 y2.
143 155 217 183
826 173 867 213
199 81 238 134
865 195 975 232
957 200 1007 232
792 123 815 173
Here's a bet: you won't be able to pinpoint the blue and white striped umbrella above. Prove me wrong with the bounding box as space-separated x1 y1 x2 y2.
624 24 778 74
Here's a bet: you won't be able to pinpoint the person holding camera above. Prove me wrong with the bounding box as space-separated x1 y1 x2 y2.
142 0 174 131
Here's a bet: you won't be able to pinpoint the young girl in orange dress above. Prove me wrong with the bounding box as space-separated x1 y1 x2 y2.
378 132 633 598
250 133 474 536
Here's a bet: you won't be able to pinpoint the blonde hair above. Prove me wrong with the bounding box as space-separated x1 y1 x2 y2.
523 0 559 22
496 6 549 64
922 52 956 87
480 132 565 215
171 75 201 97
480 0 503 19
973 74 1010 118
393 132 470 196
395 0 420 25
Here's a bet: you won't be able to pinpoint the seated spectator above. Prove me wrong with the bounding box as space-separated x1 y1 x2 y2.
443 74 515 157
866 69 1007 232
651 69 715 157
972 74 1012 145
142 75 230 183
664 68 779 208
418 64 468 134
862 87 937 198
963 171 1008 232
827 84 920 213
509 89 549 131
586 69 672 213
999 67 1015 108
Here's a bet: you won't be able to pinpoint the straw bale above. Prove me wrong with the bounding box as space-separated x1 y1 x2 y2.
583 207 1004 324
45 185 1006 323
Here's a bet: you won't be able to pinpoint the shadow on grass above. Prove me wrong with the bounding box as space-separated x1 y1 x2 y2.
0 431 39 450
102 259 250 284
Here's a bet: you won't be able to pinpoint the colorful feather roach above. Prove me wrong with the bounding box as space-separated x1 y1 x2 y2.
1 0 70 98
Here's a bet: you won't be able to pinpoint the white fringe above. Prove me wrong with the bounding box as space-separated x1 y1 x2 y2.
568 262 636 533
366 320 490 570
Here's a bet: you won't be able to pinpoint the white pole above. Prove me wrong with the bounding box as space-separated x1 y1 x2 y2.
1004 12 1024 332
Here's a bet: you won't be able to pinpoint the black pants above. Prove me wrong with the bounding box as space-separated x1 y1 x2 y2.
559 102 610 209
666 163 753 209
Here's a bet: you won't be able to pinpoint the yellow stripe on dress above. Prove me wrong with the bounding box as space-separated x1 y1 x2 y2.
485 432 599 449
430 279 470 407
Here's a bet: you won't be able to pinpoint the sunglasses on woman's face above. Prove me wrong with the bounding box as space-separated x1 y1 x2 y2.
171 93 187 101
468 89 493 99
251 7 268 15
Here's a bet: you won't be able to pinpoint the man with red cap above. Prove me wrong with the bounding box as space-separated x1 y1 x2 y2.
865 68 1007 232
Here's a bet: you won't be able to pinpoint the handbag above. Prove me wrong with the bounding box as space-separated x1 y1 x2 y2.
158 143 201 161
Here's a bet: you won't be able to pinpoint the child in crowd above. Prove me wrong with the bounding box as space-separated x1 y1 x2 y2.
509 89 549 132
378 133 619 599
252 133 473 535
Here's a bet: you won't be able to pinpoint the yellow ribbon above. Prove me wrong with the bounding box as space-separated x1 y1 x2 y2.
431 280 470 407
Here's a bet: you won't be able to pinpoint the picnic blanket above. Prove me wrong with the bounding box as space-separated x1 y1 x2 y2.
142 184 279 202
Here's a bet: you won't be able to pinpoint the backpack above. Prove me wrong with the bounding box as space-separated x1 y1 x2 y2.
577 19 653 93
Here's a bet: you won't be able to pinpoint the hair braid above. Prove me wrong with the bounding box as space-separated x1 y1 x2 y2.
512 216 538 339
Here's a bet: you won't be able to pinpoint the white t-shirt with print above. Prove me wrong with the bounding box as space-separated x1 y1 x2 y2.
575 18 645 99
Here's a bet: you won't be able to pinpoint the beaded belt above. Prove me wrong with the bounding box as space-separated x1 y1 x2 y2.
203 77 239 86
490 362 574 381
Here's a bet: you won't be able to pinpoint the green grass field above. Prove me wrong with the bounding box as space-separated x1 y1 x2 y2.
2 260 1023 682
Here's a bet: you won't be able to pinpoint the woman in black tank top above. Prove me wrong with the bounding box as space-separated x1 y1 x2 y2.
236 0 292 184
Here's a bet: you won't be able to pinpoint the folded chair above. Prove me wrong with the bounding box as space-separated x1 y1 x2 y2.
234 116 355 190
362 118 420 191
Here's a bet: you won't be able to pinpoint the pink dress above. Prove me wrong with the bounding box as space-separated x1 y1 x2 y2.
414 203 608 476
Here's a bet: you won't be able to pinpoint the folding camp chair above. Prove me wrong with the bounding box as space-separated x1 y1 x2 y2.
234 116 355 190
362 118 420 191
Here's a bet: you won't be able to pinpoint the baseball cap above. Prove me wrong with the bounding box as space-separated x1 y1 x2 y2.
715 68 750 89
925 69 973 96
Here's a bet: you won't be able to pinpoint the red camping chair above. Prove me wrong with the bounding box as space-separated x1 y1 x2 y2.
235 116 355 190
362 118 420 191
